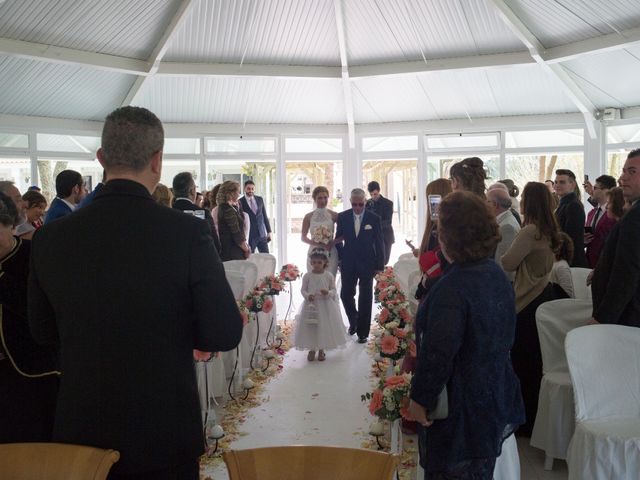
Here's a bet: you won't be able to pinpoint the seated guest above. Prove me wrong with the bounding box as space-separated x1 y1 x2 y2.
487 187 520 280
0 191 58 443
550 232 574 298
44 169 87 224
16 190 47 240
591 149 640 327
584 175 617 268
151 183 173 208
409 191 524 479
553 169 588 267
502 181 562 435
217 180 250 261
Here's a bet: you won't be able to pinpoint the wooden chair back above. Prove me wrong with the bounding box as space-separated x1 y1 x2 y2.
223 445 399 480
0 443 120 480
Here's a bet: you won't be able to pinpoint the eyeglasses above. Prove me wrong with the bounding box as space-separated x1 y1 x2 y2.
351 202 365 207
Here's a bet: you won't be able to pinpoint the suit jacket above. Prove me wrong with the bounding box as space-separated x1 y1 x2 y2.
173 198 221 254
585 206 616 268
239 195 271 241
366 195 395 245
217 202 247 261
555 192 588 267
495 210 521 281
591 200 640 327
44 197 73 224
28 179 243 474
77 183 104 209
335 209 385 274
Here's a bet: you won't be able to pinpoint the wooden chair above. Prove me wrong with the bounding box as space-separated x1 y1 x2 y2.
0 442 119 480
223 445 399 480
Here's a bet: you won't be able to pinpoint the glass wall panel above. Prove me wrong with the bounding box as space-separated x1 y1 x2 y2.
0 133 28 149
285 138 342 153
37 134 100 153
606 123 640 144
426 155 499 184
427 133 499 150
607 149 631 179
362 135 418 152
505 152 584 199
206 138 275 154
0 157 31 193
164 138 200 154
159 160 201 192
505 129 583 149
36 159 102 202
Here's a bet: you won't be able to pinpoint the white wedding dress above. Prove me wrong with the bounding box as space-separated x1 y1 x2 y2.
293 271 348 351
306 208 338 276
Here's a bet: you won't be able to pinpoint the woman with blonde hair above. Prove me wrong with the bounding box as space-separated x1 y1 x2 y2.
217 180 249 261
151 183 172 208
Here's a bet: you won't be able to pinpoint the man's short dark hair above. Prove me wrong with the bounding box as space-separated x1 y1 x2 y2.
0 191 18 227
595 175 616 190
367 181 381 193
55 170 83 198
101 106 164 172
628 148 640 160
244 180 255 187
172 172 195 199
555 169 576 181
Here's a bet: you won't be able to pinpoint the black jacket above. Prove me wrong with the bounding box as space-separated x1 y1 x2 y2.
28 179 243 474
239 195 271 241
555 192 588 267
217 203 247 261
173 197 221 254
367 195 395 245
335 209 385 273
591 200 640 327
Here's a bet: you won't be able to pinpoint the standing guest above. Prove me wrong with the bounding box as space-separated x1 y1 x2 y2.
487 188 521 280
499 179 521 214
544 179 555 193
545 179 559 208
554 169 588 267
335 188 384 343
151 183 173 208
44 170 87 224
195 191 204 208
28 106 243 479
488 182 521 227
0 191 58 443
606 187 625 221
172 172 221 255
450 157 486 198
239 180 272 253
301 186 339 276
0 181 26 227
591 149 640 327
502 182 561 436
77 171 106 209
409 191 524 479
16 190 47 240
366 181 394 265
217 180 250 261
583 175 617 268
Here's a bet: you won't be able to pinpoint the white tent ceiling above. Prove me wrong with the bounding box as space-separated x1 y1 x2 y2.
0 0 639 128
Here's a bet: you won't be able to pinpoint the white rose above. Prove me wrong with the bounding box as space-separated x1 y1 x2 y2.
386 321 399 330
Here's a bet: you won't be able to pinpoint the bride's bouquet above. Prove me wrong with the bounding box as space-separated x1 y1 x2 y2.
311 224 333 246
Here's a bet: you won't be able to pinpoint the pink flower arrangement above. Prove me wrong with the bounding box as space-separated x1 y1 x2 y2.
368 388 383 415
259 274 286 295
193 350 212 362
378 308 390 323
263 297 273 313
380 335 400 355
362 371 413 421
241 287 274 314
279 264 301 282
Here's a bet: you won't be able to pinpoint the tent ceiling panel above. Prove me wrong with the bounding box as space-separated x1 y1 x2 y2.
164 0 340 66
0 0 183 60
133 76 346 124
0 55 134 121
504 0 640 48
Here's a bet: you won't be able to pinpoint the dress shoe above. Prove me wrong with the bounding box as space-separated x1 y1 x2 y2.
348 327 356 335
357 337 367 344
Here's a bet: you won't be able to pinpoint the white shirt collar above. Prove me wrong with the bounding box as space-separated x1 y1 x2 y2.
60 198 76 211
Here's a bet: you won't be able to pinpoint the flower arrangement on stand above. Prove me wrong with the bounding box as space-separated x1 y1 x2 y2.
258 274 286 296
278 263 301 323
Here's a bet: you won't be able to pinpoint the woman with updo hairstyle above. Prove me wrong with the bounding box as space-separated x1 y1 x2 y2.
301 186 339 275
501 181 562 436
217 180 249 261
449 156 487 198
409 191 524 479
151 183 173 208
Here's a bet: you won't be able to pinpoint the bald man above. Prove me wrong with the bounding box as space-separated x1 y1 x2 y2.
487 188 520 280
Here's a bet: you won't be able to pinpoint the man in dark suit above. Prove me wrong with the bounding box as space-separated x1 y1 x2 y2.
336 188 385 343
44 169 87 224
366 181 395 265
172 171 221 255
554 169 588 267
239 180 271 253
591 149 640 328
28 106 243 479
584 174 617 268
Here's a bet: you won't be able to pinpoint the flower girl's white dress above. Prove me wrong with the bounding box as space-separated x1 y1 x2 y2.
293 270 348 351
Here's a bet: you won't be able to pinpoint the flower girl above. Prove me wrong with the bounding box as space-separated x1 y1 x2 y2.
293 249 348 361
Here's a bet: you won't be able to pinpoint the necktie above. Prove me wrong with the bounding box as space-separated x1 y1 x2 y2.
591 207 601 228
250 196 258 214
355 215 361 237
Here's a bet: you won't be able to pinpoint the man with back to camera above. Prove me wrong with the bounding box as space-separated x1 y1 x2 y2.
554 169 588 267
44 169 87 224
335 188 385 343
28 106 243 479
239 179 272 253
591 149 640 327
366 181 394 265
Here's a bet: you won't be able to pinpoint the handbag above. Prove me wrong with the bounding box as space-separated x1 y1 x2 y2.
430 387 448 420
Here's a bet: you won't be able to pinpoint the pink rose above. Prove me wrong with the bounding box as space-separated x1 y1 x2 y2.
379 309 389 323
369 388 383 415
245 299 254 309
394 328 407 338
263 298 273 313
381 335 399 355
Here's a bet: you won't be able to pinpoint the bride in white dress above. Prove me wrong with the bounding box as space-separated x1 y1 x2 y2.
301 186 339 276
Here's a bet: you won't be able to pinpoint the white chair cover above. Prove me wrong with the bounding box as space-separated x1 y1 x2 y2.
224 260 258 296
570 268 592 300
493 434 520 480
392 258 419 295
530 299 592 464
248 253 277 347
565 325 640 480
398 252 416 262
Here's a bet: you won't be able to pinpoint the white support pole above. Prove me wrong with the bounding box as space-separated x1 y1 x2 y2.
417 133 427 245
276 134 287 267
584 120 606 193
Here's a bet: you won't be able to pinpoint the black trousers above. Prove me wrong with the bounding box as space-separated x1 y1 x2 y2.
340 266 374 338
250 237 269 253
107 460 199 480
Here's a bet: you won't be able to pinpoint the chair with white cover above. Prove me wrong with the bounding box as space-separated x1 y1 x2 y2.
530 299 592 469
570 268 592 300
392 258 419 295
493 434 520 480
398 252 417 262
248 253 277 347
565 325 640 480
